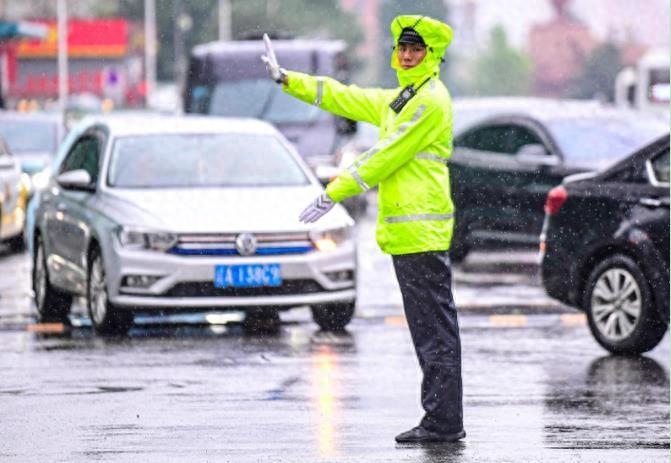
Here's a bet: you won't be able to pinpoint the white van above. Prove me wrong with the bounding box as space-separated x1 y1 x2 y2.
615 48 670 120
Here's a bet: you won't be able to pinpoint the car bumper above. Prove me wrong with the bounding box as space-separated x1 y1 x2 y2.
112 288 356 310
105 242 357 310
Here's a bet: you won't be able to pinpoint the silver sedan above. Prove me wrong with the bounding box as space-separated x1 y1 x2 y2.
28 115 356 335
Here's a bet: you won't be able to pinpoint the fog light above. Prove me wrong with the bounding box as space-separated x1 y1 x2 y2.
122 275 161 288
325 270 353 282
314 238 337 252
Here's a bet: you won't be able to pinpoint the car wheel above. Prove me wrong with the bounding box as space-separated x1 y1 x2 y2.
33 235 72 323
87 247 133 336
311 302 355 331
583 254 667 355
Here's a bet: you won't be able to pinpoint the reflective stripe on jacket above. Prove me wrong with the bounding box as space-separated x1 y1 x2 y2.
283 16 454 255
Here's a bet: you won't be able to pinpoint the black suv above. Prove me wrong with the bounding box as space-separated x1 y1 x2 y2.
541 135 669 354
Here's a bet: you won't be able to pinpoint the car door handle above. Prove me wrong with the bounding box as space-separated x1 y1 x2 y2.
639 197 662 207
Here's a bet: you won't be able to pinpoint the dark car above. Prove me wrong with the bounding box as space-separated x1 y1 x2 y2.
540 135 669 354
448 98 668 262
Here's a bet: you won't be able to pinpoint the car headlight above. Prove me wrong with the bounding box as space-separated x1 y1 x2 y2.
30 167 51 191
309 226 351 252
117 227 178 252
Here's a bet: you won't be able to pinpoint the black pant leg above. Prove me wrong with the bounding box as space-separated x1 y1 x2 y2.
392 251 463 434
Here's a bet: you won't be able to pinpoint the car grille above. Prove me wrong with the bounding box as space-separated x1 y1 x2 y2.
164 279 324 297
168 232 313 256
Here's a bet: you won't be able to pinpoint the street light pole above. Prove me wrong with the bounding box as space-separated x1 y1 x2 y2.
144 0 157 107
57 0 68 116
219 0 231 41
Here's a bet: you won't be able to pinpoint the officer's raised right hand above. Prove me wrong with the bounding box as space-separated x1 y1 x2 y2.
260 33 287 84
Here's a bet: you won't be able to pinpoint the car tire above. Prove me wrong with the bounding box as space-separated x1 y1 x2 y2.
33 235 72 323
583 254 667 355
311 302 355 331
87 247 133 336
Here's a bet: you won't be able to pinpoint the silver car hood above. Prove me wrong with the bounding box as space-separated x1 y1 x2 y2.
98 186 353 233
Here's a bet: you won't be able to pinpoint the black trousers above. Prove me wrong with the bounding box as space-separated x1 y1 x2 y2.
392 250 463 434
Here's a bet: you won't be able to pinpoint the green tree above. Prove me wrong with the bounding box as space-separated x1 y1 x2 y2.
468 25 532 96
377 0 450 87
97 0 363 82
566 42 622 101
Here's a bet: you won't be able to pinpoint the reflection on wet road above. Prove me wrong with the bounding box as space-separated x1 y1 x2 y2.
0 313 667 462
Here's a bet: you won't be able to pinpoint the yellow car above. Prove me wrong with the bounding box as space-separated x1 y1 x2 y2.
0 136 26 252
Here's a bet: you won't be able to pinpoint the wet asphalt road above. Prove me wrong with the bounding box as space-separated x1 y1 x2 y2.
0 196 669 462
1 312 668 462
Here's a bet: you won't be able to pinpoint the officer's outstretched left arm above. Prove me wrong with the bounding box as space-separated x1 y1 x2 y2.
325 98 446 203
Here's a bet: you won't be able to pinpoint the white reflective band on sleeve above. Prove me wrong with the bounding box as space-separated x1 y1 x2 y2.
384 212 454 224
416 152 447 164
314 79 324 106
348 166 370 191
352 104 426 170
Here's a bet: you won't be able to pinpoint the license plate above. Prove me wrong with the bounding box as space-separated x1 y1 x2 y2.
214 264 282 288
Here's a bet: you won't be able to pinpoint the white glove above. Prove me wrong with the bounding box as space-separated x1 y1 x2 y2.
260 33 286 84
299 193 335 223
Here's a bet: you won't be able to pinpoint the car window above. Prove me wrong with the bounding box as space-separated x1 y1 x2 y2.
107 133 310 188
59 135 102 182
508 126 545 154
208 79 321 124
0 119 57 154
649 148 670 186
456 126 512 154
455 124 544 155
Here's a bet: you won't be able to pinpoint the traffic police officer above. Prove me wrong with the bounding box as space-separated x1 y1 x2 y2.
262 15 464 444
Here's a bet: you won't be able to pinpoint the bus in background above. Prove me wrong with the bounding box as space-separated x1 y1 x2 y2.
615 48 670 120
183 38 356 169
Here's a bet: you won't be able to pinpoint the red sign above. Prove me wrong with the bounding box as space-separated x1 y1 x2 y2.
17 19 128 58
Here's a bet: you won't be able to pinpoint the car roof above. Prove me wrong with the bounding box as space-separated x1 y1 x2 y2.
75 114 280 138
452 97 649 132
192 39 346 57
598 133 670 178
0 110 64 123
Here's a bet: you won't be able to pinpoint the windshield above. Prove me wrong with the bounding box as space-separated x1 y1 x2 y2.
207 79 321 124
108 133 309 188
547 115 668 169
0 119 58 154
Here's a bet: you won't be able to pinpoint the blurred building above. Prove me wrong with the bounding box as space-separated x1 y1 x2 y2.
529 0 597 97
1 18 146 109
339 0 381 84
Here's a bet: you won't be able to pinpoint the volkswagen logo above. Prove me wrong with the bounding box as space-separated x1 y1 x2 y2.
235 233 257 256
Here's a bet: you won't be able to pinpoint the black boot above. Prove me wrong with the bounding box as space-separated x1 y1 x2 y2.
395 426 466 444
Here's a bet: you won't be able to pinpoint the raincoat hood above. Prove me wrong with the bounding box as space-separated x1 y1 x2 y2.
390 15 453 87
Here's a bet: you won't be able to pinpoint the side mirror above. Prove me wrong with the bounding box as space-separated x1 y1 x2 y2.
56 169 95 191
516 144 559 167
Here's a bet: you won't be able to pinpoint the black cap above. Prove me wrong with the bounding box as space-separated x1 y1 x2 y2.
397 27 426 47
